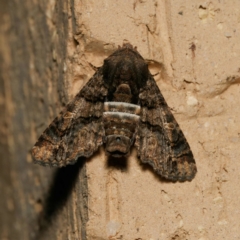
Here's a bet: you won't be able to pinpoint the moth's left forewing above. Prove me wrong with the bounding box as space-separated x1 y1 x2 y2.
135 76 197 182
32 68 108 167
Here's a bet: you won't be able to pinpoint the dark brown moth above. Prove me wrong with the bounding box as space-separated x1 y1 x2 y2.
32 43 197 182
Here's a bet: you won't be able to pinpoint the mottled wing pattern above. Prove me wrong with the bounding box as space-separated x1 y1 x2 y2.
32 69 108 167
135 76 197 181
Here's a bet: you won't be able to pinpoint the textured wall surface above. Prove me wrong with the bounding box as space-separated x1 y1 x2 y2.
1 0 240 239
72 0 240 239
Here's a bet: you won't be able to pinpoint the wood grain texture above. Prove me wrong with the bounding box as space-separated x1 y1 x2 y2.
0 1 88 239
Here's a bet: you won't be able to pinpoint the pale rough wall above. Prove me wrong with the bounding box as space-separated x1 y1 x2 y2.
69 0 240 239
1 0 240 240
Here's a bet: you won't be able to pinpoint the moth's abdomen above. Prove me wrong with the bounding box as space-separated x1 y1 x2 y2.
103 102 140 157
103 112 139 137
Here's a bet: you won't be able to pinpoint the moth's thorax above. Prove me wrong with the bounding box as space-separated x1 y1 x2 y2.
103 100 140 157
103 48 149 104
113 83 132 102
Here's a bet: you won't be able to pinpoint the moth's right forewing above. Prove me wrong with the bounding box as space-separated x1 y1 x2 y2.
32 68 108 167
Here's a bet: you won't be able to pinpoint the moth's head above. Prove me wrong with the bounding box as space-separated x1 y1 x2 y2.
104 135 132 157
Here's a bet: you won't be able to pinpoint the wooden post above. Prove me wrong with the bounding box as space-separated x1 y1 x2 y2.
0 1 88 239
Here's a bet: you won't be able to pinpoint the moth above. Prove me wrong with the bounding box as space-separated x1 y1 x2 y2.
32 43 197 182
